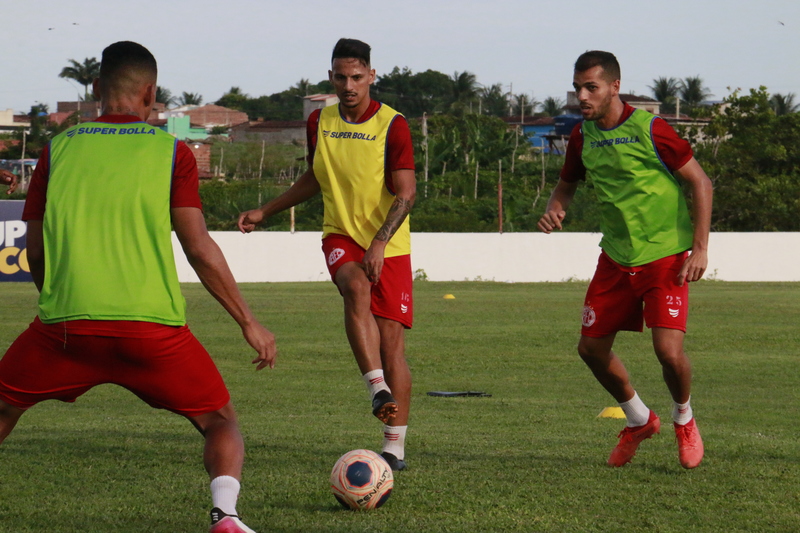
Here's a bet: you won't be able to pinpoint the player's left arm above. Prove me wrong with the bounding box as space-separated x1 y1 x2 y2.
363 168 416 284
25 220 44 292
674 157 713 286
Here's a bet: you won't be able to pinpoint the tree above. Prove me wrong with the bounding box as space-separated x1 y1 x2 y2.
679 76 712 110
178 92 203 106
480 84 509 117
541 96 565 117
449 71 479 113
155 86 176 108
691 87 800 231
215 86 249 110
511 93 539 117
59 57 100 100
373 67 452 117
648 77 681 114
770 92 799 115
294 78 312 96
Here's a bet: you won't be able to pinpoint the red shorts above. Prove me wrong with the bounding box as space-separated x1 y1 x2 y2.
322 234 413 329
581 251 690 337
0 318 230 417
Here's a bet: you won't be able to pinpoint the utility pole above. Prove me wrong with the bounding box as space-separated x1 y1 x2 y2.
497 159 503 234
422 112 429 198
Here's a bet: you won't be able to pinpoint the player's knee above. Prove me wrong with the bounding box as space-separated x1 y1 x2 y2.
339 275 371 301
655 347 687 369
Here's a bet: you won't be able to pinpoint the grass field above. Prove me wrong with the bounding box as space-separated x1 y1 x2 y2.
0 281 798 532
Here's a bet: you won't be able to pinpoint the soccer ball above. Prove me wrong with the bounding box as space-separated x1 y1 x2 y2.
330 449 394 510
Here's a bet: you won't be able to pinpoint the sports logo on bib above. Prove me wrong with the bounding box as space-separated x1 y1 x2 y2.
328 248 345 266
582 305 596 327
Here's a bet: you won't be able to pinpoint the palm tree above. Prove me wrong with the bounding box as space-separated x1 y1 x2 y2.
511 93 539 117
59 57 100 100
648 77 680 113
155 86 176 108
294 79 312 96
480 83 509 117
679 76 712 108
450 71 478 110
770 93 800 115
178 92 203 106
541 96 565 117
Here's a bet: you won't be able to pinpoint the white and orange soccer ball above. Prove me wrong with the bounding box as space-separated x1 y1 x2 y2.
330 449 394 510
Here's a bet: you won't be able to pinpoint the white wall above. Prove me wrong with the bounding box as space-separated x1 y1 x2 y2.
173 232 800 283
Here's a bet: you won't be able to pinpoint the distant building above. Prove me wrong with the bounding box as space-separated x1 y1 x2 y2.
230 120 306 144
566 92 661 115
0 109 30 133
303 94 338 120
160 104 248 130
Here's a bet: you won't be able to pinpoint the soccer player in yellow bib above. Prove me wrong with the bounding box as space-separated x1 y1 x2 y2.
238 38 416 471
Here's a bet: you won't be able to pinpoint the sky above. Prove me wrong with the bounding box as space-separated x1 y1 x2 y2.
2 0 798 114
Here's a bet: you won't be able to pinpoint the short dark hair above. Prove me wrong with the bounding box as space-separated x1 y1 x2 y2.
331 38 371 67
574 50 620 82
100 41 157 84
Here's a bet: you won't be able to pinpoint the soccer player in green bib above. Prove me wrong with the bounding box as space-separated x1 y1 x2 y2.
0 42 275 532
538 51 713 469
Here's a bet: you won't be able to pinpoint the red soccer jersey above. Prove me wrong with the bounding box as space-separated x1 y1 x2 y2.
22 115 202 337
560 102 693 182
306 99 415 192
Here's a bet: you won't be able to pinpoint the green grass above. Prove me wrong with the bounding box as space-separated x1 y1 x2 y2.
0 281 798 532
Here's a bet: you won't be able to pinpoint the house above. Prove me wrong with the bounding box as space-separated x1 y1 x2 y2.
566 92 661 115
160 104 248 131
303 94 339 120
502 115 564 153
0 109 30 133
230 119 306 144
56 101 102 122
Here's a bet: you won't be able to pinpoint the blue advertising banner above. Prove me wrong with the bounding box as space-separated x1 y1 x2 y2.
0 200 32 282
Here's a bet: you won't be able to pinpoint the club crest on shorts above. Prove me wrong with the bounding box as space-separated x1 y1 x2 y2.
582 305 596 327
328 248 345 266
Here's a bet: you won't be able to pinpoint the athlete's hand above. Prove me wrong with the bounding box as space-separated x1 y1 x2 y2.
363 240 387 284
238 208 265 234
1 170 18 195
242 322 277 370
677 249 708 286
537 209 566 233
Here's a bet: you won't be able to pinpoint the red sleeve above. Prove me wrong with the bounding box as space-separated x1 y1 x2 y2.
386 115 415 171
306 109 321 167
652 118 693 172
171 141 202 209
21 143 49 221
559 123 586 182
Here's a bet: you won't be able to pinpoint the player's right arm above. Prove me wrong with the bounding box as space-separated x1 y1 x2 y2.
1 169 18 195
538 123 583 233
237 167 321 233
537 179 579 233
173 206 277 370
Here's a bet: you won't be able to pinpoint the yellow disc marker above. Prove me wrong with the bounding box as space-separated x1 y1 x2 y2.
443 294 456 299
597 407 626 419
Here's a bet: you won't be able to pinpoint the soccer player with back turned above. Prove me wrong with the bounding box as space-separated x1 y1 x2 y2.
0 42 275 532
538 51 713 469
238 38 416 471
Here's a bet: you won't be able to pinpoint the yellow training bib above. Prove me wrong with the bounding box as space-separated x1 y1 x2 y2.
313 103 411 257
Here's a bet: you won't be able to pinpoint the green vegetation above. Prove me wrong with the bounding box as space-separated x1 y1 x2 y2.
0 281 797 532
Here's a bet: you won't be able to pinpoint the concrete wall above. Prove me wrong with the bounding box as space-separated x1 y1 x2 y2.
172 232 800 283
